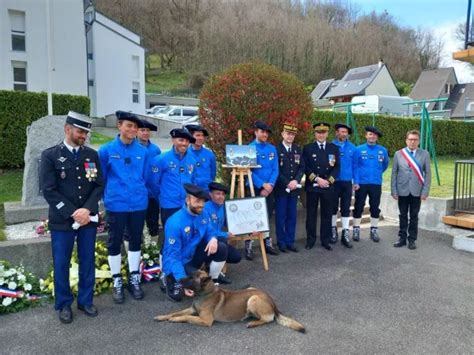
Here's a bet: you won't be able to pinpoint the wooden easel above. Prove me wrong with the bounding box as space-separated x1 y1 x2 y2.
223 130 269 271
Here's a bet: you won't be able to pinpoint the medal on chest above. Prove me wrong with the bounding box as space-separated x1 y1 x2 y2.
328 154 335 167
85 162 98 182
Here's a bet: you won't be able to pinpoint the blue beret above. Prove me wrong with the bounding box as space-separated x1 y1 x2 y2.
184 184 209 200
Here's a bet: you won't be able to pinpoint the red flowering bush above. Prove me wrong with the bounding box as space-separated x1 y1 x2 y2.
199 62 313 167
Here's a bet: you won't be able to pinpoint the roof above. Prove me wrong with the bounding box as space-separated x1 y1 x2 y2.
311 79 334 101
324 63 385 98
445 83 474 118
409 68 457 101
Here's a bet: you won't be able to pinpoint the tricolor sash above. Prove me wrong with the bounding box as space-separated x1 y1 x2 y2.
400 148 424 185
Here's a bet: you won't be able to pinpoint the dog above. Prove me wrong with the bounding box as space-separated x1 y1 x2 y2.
154 270 305 333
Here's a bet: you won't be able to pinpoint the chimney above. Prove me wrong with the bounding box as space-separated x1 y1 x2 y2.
378 58 384 68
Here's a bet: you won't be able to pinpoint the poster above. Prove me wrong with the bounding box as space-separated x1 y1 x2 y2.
225 197 269 235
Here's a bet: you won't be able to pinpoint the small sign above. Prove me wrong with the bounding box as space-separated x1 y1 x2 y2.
225 145 257 167
225 197 269 235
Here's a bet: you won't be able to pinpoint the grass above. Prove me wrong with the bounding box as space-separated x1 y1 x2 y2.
90 131 113 145
0 169 23 241
382 156 458 198
145 54 190 94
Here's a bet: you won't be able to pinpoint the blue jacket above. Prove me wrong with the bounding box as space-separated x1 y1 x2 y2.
353 143 389 185
98 135 149 212
250 140 279 189
139 140 161 198
162 206 215 280
332 139 357 182
147 148 196 209
204 200 228 240
187 146 216 192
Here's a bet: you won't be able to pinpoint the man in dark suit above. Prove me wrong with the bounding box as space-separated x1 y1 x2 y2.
274 121 305 252
391 129 431 250
40 112 104 324
303 122 340 250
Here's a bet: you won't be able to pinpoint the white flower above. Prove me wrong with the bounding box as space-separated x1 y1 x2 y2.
2 297 12 306
147 260 154 266
10 269 16 275
151 241 157 247
24 283 32 291
17 274 26 282
143 253 150 260
8 281 17 290
0 278 5 285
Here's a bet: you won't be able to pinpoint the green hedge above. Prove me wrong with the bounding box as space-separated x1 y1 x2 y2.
0 90 90 168
310 111 474 157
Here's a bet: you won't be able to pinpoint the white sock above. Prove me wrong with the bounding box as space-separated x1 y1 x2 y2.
159 253 163 270
128 250 141 273
209 261 226 280
342 217 350 230
264 231 270 239
353 218 361 228
371 217 379 228
108 254 122 276
331 215 337 227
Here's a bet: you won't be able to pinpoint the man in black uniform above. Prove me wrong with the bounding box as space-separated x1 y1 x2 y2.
40 111 104 324
274 121 305 252
303 122 340 250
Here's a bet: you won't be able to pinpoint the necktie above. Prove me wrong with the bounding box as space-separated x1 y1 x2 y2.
319 144 324 151
72 148 79 161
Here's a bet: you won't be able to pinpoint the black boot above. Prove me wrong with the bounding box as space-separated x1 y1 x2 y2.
112 274 125 304
352 227 360 241
128 271 144 300
245 240 254 261
370 227 380 242
330 226 338 244
408 240 417 250
159 273 167 293
264 237 279 256
394 239 407 247
341 229 353 248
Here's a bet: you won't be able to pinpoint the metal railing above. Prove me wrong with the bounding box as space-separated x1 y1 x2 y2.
453 160 474 213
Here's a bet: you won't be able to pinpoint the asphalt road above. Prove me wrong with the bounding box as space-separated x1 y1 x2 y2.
2 226 473 354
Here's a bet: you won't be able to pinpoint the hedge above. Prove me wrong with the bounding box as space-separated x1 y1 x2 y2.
310 111 474 157
0 90 90 168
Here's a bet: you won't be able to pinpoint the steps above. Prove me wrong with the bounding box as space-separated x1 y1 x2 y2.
442 213 474 229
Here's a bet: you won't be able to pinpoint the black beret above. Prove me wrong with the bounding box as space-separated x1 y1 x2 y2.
66 111 92 132
313 122 330 132
185 124 209 137
115 110 144 127
140 120 157 131
365 126 383 138
170 128 196 143
335 123 352 134
184 183 209 201
208 182 229 193
254 121 272 133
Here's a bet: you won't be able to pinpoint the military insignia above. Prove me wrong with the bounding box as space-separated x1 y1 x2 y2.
312 154 316 157
152 166 159 173
294 154 300 164
328 154 335 167
110 154 121 159
269 153 274 160
188 165 194 174
196 162 201 167
86 158 90 162
169 238 176 245
60 171 66 179
184 226 191 234
261 155 266 159
137 156 142 159
169 161 176 170
84 162 97 182
211 213 218 221
201 218 208 224
378 154 384 162
179 167 185 173
58 157 67 163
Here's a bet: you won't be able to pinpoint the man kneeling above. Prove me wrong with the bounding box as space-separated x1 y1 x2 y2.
162 184 228 302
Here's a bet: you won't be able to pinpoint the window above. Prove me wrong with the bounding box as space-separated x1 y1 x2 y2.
183 109 197 116
12 61 27 91
88 79 94 87
132 82 139 103
9 10 26 51
132 55 139 79
445 84 451 94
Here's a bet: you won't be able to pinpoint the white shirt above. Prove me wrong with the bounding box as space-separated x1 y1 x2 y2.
63 140 79 154
282 141 292 152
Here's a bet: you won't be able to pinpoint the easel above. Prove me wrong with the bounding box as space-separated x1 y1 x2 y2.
223 130 269 271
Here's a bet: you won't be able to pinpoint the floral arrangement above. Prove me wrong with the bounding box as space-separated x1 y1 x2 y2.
0 261 50 314
35 219 49 237
140 231 161 282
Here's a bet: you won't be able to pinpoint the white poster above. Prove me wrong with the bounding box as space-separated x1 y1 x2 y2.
225 197 269 235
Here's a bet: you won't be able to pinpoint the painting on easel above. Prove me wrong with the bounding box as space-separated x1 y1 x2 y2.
225 144 258 167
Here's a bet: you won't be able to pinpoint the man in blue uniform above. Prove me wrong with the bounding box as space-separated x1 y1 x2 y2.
40 112 103 323
98 111 149 304
162 184 229 302
147 128 196 228
331 123 356 248
274 122 305 253
247 121 279 259
204 182 242 284
185 124 216 192
137 120 161 237
303 122 340 251
352 126 389 242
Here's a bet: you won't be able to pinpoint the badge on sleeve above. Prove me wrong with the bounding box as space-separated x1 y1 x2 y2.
60 171 66 179
168 238 176 245
184 226 191 234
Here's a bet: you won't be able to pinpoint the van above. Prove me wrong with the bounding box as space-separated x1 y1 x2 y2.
155 106 198 121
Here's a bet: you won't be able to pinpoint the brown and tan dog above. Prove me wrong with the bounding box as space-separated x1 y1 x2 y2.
154 270 305 332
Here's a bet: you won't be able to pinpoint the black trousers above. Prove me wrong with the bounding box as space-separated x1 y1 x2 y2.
333 181 353 217
305 190 334 246
398 194 421 241
146 197 160 236
161 207 181 229
353 184 382 218
106 210 146 255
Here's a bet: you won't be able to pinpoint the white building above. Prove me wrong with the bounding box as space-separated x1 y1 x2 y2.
0 0 145 117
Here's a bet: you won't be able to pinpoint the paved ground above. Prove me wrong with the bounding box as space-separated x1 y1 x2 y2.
1 226 473 354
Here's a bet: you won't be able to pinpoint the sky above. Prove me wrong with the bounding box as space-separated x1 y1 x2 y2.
353 0 474 82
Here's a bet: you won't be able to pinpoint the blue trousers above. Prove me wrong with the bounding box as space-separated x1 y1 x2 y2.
275 195 298 248
51 227 96 310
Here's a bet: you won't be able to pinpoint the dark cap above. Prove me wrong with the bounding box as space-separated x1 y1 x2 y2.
335 123 352 134
208 182 229 193
185 124 209 137
170 128 196 143
254 121 272 133
140 120 157 132
66 111 92 132
365 126 383 138
313 122 330 132
184 183 209 201
115 110 144 127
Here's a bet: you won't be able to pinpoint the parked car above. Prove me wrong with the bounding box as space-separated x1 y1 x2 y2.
146 105 168 115
182 115 200 125
154 105 199 121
